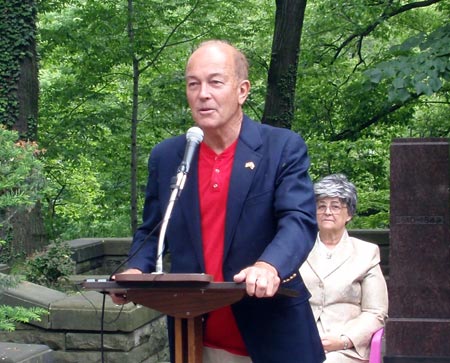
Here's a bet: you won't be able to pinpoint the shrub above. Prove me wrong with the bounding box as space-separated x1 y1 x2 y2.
24 240 75 289
0 126 45 210
0 126 46 261
0 126 48 330
0 274 48 331
0 304 48 332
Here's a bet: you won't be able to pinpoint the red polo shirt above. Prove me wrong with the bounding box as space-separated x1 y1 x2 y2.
198 140 248 356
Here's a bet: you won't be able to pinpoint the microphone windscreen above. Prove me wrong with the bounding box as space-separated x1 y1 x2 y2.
186 126 204 144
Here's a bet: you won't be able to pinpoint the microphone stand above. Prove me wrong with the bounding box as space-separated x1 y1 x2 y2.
152 125 203 274
154 171 187 274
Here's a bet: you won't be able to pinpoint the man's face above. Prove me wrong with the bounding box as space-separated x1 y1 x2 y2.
185 44 249 132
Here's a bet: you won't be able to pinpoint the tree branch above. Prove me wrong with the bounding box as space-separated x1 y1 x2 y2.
140 0 201 73
330 93 421 141
333 0 443 62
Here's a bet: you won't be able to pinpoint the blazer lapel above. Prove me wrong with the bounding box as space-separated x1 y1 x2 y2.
178 145 205 271
223 117 262 260
307 232 353 279
305 242 323 279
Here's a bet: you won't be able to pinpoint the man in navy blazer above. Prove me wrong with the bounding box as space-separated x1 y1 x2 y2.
112 40 324 363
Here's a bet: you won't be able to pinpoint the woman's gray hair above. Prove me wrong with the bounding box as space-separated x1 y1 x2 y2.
314 173 358 216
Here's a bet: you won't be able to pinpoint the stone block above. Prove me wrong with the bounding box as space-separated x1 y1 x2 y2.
67 238 105 264
0 342 54 363
53 332 168 363
0 281 66 329
65 314 167 351
49 290 161 331
0 281 66 309
386 138 450 362
102 238 132 256
0 327 66 350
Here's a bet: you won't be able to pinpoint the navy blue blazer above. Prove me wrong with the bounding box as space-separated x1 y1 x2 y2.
129 115 325 363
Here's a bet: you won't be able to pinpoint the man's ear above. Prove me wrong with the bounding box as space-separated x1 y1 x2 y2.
238 80 251 105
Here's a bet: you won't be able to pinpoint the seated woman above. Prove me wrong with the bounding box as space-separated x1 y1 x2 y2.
299 173 388 362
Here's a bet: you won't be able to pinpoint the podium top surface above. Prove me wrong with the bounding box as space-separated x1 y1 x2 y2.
116 272 213 282
83 273 297 318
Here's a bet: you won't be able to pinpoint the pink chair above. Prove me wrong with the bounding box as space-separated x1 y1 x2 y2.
369 327 384 363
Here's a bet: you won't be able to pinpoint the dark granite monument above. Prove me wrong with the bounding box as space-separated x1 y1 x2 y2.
385 138 450 363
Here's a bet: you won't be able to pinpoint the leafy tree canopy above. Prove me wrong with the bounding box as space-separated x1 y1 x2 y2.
33 0 448 236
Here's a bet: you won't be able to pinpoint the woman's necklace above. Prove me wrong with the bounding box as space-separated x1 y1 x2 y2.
318 240 334 259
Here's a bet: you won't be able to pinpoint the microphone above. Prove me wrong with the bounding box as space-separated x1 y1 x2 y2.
177 126 204 174
154 126 203 273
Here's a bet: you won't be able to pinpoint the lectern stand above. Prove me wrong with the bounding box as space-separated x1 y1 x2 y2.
84 273 290 363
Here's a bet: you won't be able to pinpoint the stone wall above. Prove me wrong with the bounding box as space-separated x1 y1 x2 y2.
348 229 390 277
67 233 390 278
0 280 169 363
0 342 54 362
0 238 169 363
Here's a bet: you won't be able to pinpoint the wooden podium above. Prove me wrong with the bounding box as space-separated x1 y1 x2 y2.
83 273 297 363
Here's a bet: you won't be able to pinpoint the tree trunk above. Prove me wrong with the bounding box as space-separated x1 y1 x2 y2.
0 0 39 140
262 0 307 129
0 1 45 262
17 35 39 141
2 203 48 261
128 0 139 234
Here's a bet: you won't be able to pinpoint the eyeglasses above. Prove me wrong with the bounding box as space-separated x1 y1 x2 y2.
316 203 347 214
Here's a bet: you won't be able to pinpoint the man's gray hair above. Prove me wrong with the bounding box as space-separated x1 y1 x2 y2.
314 173 358 216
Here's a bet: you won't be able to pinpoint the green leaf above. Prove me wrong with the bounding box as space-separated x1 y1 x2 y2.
392 77 405 89
414 82 430 95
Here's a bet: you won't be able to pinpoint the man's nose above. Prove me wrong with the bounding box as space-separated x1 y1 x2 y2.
199 83 211 98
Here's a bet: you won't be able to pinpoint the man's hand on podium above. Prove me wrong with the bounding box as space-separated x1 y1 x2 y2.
233 261 280 298
109 268 142 305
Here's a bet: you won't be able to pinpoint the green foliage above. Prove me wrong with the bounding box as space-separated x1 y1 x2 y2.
308 135 391 228
0 304 47 332
0 274 21 289
0 126 46 259
37 0 275 239
0 126 44 210
0 125 49 331
293 0 448 228
24 240 75 289
33 0 448 236
366 24 450 103
297 1 449 140
0 0 37 132
43 155 120 240
0 230 25 264
0 274 47 331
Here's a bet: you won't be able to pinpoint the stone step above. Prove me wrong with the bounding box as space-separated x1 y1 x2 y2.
0 342 54 363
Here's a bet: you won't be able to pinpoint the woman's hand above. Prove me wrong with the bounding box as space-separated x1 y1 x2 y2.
321 334 352 353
